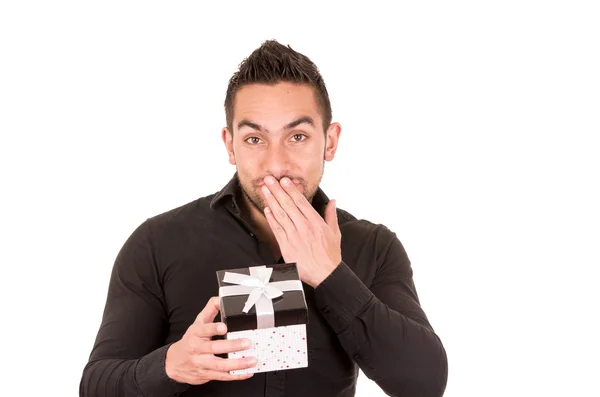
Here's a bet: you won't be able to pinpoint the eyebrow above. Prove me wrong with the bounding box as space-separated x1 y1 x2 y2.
284 116 314 130
237 116 315 133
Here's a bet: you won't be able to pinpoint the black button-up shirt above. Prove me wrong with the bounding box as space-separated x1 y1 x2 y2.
80 173 448 397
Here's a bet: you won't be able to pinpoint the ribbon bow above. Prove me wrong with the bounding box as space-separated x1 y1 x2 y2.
219 265 303 329
222 267 283 313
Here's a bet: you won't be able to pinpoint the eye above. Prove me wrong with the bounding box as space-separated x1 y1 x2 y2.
291 134 307 142
245 137 262 145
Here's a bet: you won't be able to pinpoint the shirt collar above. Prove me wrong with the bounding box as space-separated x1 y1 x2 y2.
209 172 330 218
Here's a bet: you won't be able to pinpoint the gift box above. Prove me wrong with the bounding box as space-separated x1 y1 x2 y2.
216 263 309 374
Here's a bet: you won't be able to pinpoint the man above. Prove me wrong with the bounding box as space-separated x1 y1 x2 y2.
80 40 448 397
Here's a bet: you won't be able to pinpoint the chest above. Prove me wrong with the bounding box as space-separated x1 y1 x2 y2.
157 221 377 350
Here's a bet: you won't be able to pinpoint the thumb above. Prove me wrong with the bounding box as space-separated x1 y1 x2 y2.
324 199 339 231
195 296 220 324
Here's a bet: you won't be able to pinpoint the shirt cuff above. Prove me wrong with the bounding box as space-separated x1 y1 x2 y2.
135 343 190 397
313 261 374 333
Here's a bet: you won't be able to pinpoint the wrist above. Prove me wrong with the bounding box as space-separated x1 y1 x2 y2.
165 342 183 383
309 261 340 288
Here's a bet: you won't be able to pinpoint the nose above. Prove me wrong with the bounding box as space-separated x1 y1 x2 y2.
263 143 291 179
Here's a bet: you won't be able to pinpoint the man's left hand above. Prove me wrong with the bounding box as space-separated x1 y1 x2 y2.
261 175 341 288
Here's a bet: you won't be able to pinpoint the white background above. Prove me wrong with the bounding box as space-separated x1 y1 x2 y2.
1 1 599 396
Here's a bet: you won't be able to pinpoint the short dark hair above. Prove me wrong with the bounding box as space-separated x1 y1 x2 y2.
224 40 332 134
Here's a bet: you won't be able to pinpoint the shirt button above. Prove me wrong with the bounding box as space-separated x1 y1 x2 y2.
250 233 254 237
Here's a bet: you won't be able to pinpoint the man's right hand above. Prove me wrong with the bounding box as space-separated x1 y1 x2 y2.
165 296 256 385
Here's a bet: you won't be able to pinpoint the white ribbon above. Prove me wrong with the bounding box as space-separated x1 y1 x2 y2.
219 266 303 329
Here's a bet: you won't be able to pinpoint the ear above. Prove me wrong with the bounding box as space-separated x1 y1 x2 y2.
221 127 236 165
324 122 341 162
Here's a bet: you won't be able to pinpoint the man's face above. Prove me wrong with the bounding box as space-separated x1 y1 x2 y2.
222 82 340 215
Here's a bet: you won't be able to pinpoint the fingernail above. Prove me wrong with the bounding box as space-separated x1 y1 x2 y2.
217 323 226 333
241 339 251 348
265 176 275 185
248 357 257 366
281 177 290 185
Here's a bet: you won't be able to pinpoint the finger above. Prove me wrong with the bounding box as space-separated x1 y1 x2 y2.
262 178 306 231
262 184 295 233
279 176 322 224
195 296 221 325
264 206 288 243
196 369 254 382
190 321 228 339
262 187 298 238
208 355 258 372
196 338 252 355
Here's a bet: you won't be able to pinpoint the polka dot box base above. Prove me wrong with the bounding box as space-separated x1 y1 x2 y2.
227 324 308 375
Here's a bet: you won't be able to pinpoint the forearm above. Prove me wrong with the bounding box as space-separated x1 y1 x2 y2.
340 296 447 397
80 344 190 397
314 262 448 397
80 221 192 396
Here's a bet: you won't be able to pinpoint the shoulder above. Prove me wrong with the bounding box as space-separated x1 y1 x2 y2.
137 192 220 237
336 207 399 247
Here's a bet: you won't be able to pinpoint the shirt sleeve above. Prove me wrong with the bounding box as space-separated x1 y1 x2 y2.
313 225 448 397
79 221 190 397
